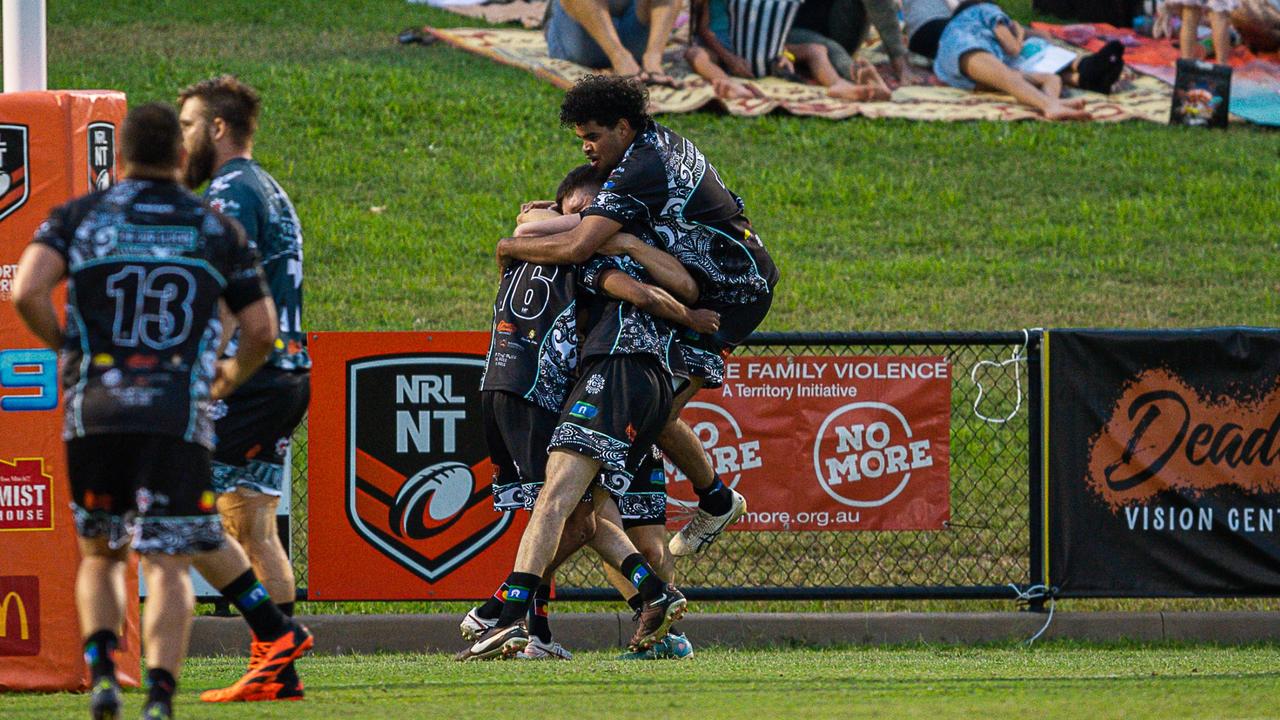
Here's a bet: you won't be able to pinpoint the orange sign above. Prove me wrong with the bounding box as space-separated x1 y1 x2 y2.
307 332 530 600
1087 368 1280 511
0 90 140 692
666 356 952 531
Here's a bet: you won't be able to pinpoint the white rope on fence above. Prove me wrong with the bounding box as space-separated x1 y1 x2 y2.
971 328 1036 424
1008 583 1056 646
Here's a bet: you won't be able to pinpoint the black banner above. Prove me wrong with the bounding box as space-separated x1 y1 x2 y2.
1046 328 1280 597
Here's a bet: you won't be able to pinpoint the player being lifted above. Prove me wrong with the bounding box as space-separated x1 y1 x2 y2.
12 103 312 720
496 76 780 561
458 165 718 660
177 76 312 702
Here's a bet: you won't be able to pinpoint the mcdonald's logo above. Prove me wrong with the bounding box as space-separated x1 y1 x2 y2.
0 575 39 655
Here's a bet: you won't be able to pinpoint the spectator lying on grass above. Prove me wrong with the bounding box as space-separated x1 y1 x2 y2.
929 0 1126 120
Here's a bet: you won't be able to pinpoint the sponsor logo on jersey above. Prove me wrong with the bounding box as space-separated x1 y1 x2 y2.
569 402 597 420
347 354 510 582
0 125 29 222
125 354 159 371
496 321 517 335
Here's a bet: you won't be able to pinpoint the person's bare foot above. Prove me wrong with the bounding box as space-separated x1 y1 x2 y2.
854 64 892 100
827 79 874 101
1043 102 1092 121
1063 97 1087 110
714 78 763 99
642 52 682 88
611 55 643 79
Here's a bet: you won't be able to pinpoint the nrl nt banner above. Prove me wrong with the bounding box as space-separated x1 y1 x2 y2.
307 333 953 600
1046 328 1280 597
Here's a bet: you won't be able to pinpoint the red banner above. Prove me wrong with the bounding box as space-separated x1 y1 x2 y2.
0 91 140 692
307 332 529 601
665 356 952 531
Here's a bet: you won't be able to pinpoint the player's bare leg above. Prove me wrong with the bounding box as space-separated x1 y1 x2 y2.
139 553 195 719
78 538 128 720
460 453 684 659
218 489 294 605
661 378 747 556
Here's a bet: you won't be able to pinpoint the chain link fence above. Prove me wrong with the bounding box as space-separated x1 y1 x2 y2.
284 331 1039 601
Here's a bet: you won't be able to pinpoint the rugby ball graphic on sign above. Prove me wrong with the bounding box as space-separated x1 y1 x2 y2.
346 354 510 582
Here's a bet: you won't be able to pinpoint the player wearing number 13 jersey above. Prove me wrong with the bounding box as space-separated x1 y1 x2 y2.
17 103 313 720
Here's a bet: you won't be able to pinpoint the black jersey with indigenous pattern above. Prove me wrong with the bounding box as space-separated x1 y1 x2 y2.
481 261 578 413
582 121 779 306
577 255 682 379
205 158 308 371
32 179 269 449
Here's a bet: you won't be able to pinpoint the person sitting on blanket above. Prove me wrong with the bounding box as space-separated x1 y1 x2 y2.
931 0 1127 120
786 0 919 84
686 0 892 101
685 0 771 99
545 0 682 86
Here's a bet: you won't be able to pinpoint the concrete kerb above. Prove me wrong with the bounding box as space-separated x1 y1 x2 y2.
188 611 1280 656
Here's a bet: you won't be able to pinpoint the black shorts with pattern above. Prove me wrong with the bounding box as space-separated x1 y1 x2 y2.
607 445 667 528
676 287 775 389
549 355 672 502
483 390 559 512
66 434 224 555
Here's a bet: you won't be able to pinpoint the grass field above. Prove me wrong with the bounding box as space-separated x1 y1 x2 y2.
5 644 1280 719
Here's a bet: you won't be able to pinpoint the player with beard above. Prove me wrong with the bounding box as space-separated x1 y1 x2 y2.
177 75 312 702
496 75 780 561
461 165 718 660
12 103 312 720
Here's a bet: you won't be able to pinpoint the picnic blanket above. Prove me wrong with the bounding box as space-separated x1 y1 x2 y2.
431 0 547 29
1035 22 1280 125
425 25 1173 121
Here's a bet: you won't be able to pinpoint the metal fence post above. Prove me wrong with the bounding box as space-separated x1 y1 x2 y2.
1026 330 1046 613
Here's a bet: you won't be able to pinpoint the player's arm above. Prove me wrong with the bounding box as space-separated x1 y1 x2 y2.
215 299 237 357
598 233 699 304
497 214 622 266
12 244 68 351
211 296 276 400
210 217 276 400
514 212 583 238
599 269 720 334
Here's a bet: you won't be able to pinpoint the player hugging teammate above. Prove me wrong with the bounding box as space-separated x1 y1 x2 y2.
459 75 779 661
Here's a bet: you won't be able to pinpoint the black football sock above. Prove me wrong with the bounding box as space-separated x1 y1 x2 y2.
620 554 667 603
694 475 733 516
494 572 540 628
84 629 118 681
218 570 289 641
626 594 643 614
145 668 176 709
528 584 553 644
477 583 508 620
278 601 295 617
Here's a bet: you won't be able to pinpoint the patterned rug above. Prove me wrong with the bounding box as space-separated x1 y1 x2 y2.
425 25 1173 122
1035 22 1280 126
